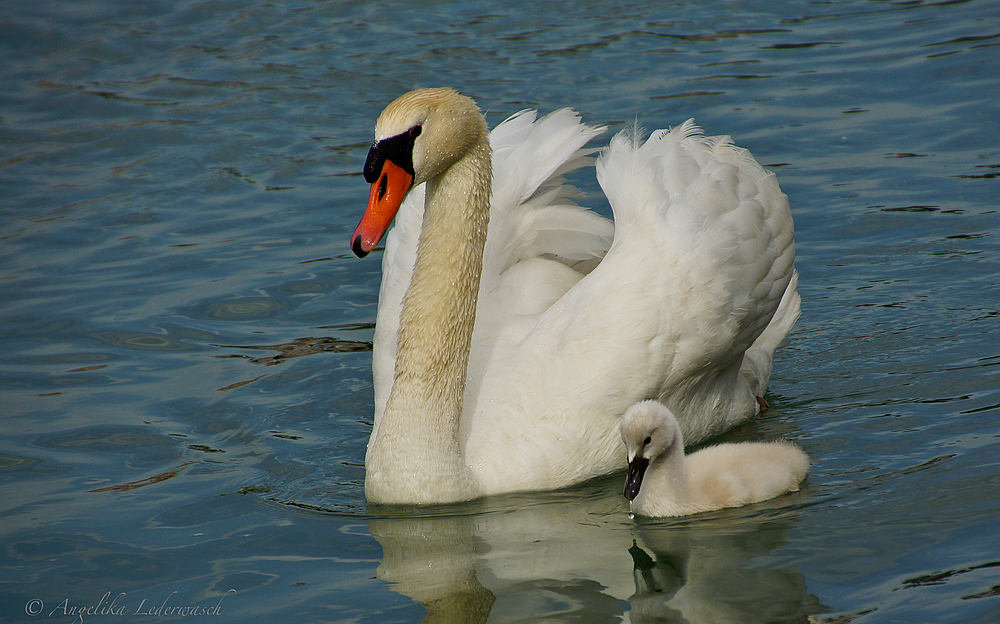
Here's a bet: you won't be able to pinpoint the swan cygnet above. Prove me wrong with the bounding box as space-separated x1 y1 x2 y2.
621 400 808 517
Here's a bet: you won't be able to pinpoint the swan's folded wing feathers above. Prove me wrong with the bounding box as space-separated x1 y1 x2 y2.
490 108 605 207
595 119 795 375
524 204 615 262
480 108 609 291
488 185 612 274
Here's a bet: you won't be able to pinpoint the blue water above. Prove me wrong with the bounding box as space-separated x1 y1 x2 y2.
2 0 999 622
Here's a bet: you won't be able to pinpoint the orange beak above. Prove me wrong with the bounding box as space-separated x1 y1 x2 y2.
351 159 414 258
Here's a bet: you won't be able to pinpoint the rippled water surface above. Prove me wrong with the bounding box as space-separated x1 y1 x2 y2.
2 1 999 622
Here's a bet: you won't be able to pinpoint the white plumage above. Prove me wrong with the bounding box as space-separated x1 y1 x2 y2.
352 88 800 504
621 400 809 517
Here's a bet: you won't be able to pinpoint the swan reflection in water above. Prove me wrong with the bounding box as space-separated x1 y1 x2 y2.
367 478 822 623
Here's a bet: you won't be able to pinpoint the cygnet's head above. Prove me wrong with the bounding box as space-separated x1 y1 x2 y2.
620 400 683 501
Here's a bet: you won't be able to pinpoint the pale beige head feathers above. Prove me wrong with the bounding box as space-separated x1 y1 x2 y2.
375 87 490 187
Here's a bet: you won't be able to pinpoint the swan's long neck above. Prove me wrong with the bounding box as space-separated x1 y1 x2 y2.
365 140 491 504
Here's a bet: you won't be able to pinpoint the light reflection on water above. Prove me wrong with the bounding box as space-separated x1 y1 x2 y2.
2 0 999 622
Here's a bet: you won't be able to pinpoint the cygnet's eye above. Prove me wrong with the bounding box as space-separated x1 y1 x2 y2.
643 436 652 448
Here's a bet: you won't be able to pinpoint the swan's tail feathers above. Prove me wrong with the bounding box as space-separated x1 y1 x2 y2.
742 269 801 396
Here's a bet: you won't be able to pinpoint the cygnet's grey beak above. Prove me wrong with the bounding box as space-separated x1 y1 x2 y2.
624 456 649 501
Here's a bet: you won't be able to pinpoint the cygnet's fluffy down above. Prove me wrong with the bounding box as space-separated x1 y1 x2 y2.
621 400 809 517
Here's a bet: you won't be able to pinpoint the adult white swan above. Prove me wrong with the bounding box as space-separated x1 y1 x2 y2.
351 88 799 504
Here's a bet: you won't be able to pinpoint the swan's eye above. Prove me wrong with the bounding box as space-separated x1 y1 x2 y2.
409 125 422 138
643 436 652 448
